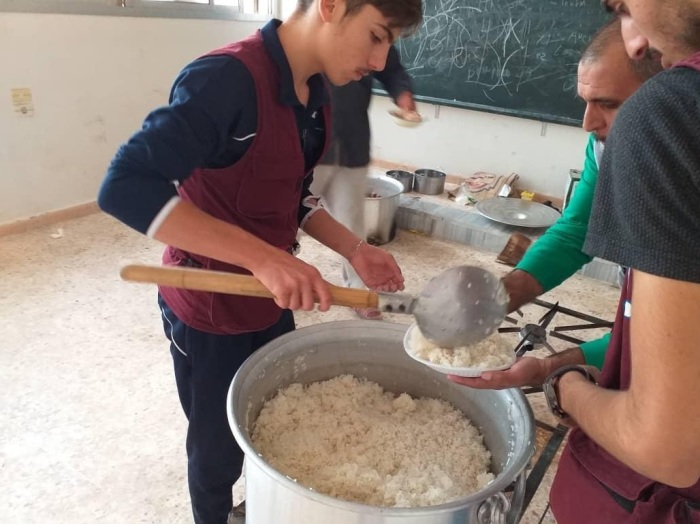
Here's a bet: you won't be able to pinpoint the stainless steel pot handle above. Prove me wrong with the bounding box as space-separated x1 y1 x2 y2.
506 471 527 524
476 471 527 524
477 492 509 524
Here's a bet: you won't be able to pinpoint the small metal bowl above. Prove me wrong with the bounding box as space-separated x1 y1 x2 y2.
385 170 414 193
414 169 446 195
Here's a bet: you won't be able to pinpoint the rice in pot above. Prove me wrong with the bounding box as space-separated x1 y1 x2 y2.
252 374 494 508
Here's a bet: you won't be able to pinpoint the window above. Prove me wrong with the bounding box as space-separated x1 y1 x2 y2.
0 0 275 20
143 0 274 16
279 0 296 19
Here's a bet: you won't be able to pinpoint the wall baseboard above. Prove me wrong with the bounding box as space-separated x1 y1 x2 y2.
0 201 100 238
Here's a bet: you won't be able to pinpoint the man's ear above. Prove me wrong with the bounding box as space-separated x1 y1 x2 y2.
318 0 341 23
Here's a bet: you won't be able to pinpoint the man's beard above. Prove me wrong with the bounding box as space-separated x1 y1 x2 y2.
662 8 700 60
645 47 662 62
680 13 700 52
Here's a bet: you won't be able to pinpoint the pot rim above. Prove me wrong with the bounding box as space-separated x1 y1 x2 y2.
386 170 414 178
227 320 535 515
366 175 405 200
414 169 447 179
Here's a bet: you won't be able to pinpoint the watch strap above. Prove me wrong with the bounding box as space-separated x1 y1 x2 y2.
543 365 597 419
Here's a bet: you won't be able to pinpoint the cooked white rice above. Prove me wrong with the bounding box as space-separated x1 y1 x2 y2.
251 375 494 508
408 325 513 368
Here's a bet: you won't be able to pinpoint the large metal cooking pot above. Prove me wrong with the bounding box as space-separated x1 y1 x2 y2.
227 321 535 524
364 175 404 245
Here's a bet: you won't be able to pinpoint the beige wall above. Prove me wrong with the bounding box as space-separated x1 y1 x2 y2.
0 12 261 224
0 11 588 225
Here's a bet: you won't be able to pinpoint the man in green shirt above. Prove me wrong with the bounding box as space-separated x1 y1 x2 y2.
452 18 661 389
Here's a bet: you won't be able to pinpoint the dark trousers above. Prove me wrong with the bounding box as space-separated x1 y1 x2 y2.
159 295 294 524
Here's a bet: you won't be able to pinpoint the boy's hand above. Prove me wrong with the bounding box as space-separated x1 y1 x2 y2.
252 252 332 312
396 91 416 112
349 242 405 292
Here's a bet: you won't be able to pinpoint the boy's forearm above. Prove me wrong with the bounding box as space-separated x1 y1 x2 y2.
302 208 361 260
153 199 278 271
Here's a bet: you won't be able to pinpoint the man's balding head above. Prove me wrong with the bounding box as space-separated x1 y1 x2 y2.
580 17 661 83
577 17 661 141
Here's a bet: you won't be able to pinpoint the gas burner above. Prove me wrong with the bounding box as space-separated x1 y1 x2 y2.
516 323 557 355
500 302 559 356
499 299 614 357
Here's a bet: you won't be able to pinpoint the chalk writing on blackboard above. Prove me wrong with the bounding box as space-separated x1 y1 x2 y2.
390 0 610 125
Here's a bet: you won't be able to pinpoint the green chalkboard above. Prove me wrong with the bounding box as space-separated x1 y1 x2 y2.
387 0 611 126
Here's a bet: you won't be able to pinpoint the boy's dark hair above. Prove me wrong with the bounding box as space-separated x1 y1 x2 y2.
580 17 662 82
297 0 423 36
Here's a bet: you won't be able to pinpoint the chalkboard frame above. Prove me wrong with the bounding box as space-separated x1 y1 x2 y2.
372 87 583 126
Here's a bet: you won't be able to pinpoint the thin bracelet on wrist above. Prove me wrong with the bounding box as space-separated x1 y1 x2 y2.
348 239 365 260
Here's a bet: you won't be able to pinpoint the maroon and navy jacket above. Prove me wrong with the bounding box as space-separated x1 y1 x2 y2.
159 31 330 335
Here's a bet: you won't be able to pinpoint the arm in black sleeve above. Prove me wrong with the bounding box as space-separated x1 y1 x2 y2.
372 45 413 101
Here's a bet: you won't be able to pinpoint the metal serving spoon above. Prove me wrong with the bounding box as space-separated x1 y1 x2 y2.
120 264 507 348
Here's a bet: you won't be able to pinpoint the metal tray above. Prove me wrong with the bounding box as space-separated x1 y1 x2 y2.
475 197 561 228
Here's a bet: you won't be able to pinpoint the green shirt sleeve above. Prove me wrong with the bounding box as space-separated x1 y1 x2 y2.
579 333 610 370
516 134 598 292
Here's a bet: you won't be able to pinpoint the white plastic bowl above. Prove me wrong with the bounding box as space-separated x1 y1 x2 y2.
403 323 516 378
388 109 423 128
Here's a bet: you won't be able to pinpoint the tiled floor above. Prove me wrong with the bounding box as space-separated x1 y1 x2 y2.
1 213 621 523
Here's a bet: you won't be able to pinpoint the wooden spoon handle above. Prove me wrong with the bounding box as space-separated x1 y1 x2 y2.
120 264 379 309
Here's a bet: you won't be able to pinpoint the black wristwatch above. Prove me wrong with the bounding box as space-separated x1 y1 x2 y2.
543 365 597 419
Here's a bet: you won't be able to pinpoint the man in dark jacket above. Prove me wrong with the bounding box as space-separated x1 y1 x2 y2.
311 45 415 320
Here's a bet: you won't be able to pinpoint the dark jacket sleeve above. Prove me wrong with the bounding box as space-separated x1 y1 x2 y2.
372 45 413 101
